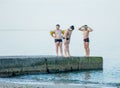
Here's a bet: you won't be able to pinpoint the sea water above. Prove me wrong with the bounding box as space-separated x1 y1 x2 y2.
0 56 119 88
0 31 119 88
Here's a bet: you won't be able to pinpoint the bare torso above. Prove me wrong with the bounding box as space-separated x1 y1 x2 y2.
54 29 62 39
83 30 89 39
64 29 72 44
66 30 72 38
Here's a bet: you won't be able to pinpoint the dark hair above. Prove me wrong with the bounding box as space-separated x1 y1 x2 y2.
56 24 60 27
84 25 88 27
70 25 74 30
84 25 88 30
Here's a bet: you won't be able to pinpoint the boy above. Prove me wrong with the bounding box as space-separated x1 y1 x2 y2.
51 24 63 56
63 25 74 57
78 25 93 56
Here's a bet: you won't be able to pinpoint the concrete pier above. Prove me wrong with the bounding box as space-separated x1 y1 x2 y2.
0 56 103 77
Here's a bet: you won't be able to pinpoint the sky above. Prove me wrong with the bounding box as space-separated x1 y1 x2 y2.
0 0 120 57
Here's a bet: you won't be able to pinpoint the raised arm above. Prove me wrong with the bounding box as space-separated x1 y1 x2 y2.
88 27 93 32
78 26 84 31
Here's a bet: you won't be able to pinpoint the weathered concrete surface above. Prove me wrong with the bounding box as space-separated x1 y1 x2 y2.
0 56 103 77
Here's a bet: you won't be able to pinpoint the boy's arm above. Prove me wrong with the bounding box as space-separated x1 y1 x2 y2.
50 30 55 38
78 26 84 31
88 27 93 32
51 34 55 38
63 30 68 42
63 30 68 38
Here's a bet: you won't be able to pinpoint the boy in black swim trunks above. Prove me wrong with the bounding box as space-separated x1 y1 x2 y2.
51 24 63 56
63 25 74 57
78 25 93 56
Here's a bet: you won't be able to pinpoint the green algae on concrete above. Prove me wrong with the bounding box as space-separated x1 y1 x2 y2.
0 56 103 77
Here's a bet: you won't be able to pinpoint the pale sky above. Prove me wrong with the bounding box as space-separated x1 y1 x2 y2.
0 0 120 57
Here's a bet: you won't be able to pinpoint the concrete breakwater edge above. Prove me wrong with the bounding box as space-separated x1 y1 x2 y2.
0 56 103 77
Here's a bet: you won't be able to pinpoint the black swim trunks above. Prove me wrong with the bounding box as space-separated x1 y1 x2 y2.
84 38 90 42
55 39 62 43
63 37 70 40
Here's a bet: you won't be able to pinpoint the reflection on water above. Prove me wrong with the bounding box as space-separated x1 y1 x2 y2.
84 72 91 80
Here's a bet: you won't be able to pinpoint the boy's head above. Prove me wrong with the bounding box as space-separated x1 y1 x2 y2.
84 25 88 30
69 25 74 31
56 24 60 30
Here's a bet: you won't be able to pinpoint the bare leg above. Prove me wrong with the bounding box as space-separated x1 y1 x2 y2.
86 42 90 56
55 42 59 56
87 47 90 56
67 44 71 57
59 42 63 56
64 43 67 57
84 42 90 56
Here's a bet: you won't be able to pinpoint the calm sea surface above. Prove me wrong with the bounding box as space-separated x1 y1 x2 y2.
0 31 120 88
0 56 119 88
